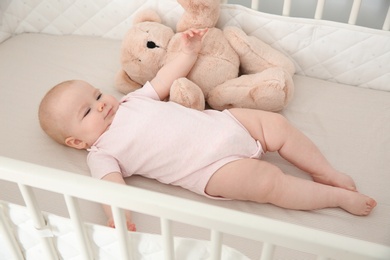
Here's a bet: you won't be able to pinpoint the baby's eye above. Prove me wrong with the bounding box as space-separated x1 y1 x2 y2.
83 108 91 118
97 93 102 100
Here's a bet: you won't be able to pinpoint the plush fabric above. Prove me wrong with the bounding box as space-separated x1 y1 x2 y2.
115 0 295 112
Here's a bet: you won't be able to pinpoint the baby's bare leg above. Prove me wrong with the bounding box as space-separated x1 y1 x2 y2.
228 108 357 191
206 159 376 215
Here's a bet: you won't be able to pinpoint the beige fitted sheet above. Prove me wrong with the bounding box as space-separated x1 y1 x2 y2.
0 33 389 259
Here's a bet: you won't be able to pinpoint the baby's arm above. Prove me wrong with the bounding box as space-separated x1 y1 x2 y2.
101 172 136 231
151 28 208 100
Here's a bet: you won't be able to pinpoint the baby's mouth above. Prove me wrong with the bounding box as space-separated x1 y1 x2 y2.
105 108 112 119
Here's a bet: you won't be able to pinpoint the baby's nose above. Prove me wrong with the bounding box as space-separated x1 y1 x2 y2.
98 102 105 112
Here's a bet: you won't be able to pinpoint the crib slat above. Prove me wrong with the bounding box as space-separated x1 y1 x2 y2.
210 229 222 260
18 184 46 227
260 242 275 260
383 4 390 30
348 0 362 25
251 0 260 10
18 184 58 259
282 0 292 16
314 0 326 19
0 204 24 260
161 218 175 260
112 206 133 260
64 195 93 260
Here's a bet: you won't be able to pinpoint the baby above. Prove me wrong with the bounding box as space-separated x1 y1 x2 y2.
39 28 376 231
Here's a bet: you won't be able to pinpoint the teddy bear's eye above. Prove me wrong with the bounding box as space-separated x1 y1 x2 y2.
147 41 159 49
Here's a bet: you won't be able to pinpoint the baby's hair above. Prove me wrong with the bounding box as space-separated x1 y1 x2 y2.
38 80 76 145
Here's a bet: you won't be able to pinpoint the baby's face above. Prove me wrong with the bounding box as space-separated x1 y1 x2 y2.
59 81 119 149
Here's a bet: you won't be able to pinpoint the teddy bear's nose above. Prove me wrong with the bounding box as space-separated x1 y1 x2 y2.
147 41 159 49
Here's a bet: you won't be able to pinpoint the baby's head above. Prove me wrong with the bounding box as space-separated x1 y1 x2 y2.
39 80 119 149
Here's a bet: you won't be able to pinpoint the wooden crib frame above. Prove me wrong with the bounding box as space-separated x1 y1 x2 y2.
1 156 389 260
224 0 390 30
1 0 390 259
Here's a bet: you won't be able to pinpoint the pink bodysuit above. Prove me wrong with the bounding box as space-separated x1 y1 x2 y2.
87 82 263 197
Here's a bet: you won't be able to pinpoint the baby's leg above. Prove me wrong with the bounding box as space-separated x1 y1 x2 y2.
228 108 356 191
205 159 376 215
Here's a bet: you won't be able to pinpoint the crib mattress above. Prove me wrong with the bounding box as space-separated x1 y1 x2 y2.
0 32 389 258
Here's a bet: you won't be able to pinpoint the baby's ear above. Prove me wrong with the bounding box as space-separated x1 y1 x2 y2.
65 137 88 149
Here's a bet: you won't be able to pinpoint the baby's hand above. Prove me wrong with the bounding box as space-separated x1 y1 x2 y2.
107 217 137 232
181 28 208 55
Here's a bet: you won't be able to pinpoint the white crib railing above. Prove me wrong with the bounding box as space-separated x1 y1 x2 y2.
223 0 390 30
1 156 389 260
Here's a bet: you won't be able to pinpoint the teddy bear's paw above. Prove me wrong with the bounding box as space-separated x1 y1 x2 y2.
170 78 205 110
249 82 288 112
208 68 294 112
249 68 294 111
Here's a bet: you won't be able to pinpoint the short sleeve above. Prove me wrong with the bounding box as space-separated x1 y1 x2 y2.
120 81 161 103
87 150 121 179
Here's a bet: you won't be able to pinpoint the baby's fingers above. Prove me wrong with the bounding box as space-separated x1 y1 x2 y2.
197 28 208 36
182 29 195 38
183 28 208 38
127 222 137 232
192 28 208 38
107 219 136 232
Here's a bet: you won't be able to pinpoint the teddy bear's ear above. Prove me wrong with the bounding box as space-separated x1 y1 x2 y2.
133 9 162 24
115 70 142 94
176 0 220 32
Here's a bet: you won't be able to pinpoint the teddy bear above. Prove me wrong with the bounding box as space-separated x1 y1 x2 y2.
115 0 295 112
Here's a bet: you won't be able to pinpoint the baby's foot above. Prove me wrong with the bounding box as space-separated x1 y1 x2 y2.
340 192 377 216
313 171 357 191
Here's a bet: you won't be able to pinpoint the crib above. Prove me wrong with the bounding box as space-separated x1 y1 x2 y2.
0 0 389 259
